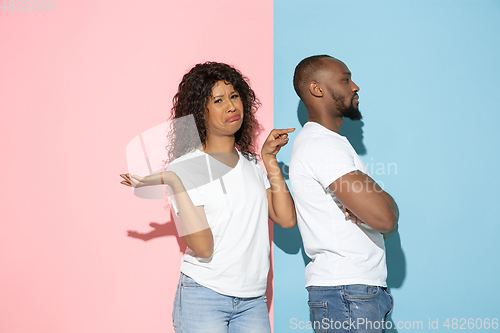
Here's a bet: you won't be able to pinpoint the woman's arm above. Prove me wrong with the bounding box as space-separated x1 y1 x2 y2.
120 172 214 258
261 129 297 229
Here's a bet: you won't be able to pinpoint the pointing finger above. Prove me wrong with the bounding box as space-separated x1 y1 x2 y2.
272 128 295 136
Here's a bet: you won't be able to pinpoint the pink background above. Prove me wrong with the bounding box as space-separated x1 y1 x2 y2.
0 1 273 332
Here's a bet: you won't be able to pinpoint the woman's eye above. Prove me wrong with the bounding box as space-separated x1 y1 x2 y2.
214 99 222 103
231 94 240 99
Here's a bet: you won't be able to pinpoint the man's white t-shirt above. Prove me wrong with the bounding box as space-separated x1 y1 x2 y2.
289 122 387 287
168 149 271 297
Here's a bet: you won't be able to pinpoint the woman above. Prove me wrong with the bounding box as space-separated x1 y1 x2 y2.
120 61 295 332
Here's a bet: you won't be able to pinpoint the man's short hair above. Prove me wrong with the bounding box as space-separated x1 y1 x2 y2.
293 55 334 99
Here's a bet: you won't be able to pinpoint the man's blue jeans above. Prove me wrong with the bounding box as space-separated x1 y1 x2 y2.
307 284 393 333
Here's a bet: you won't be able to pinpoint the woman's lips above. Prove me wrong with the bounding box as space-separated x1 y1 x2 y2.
225 115 241 122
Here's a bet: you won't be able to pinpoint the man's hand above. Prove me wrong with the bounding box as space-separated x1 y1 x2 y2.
344 206 364 226
345 205 398 238
329 170 398 233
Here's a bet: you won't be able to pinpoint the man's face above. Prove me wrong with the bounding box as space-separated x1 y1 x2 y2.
321 58 361 120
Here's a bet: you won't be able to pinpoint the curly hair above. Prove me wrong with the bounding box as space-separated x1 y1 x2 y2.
166 61 261 163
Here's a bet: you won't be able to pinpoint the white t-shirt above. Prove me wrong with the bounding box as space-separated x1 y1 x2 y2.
289 122 387 287
167 149 271 297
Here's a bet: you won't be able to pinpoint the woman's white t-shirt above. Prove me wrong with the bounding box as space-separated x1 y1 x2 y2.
168 149 271 297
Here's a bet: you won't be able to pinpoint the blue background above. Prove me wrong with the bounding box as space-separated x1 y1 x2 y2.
273 0 500 331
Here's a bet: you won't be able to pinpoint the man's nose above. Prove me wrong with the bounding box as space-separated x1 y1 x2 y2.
351 81 360 92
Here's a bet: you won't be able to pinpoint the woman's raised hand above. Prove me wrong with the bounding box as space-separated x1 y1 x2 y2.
261 128 295 158
120 173 145 188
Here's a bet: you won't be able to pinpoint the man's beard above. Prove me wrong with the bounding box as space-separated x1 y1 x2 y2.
333 93 362 121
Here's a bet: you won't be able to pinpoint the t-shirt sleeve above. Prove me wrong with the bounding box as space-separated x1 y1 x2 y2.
304 135 358 190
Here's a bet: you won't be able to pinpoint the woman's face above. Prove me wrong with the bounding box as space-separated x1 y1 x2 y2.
204 80 244 138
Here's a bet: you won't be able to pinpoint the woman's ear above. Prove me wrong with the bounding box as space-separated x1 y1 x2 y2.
309 81 323 97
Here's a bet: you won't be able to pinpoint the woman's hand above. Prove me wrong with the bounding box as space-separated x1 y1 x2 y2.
261 128 295 159
120 173 145 188
261 128 297 229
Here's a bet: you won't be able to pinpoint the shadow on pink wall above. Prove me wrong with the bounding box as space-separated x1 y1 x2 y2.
126 211 275 313
127 212 186 252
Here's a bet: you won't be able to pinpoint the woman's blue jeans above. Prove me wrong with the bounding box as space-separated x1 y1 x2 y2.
173 274 271 333
307 284 393 333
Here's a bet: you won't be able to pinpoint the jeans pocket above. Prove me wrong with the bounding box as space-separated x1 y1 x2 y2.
308 301 328 333
344 284 380 300
382 288 394 317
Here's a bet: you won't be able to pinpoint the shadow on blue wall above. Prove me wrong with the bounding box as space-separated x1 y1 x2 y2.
275 100 406 332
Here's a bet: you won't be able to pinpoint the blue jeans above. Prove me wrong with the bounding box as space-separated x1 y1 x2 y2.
172 274 271 333
307 284 393 333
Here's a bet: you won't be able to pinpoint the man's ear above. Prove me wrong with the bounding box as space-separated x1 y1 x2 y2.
309 81 323 97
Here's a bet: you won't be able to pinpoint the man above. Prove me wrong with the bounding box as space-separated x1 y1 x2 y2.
289 55 399 333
